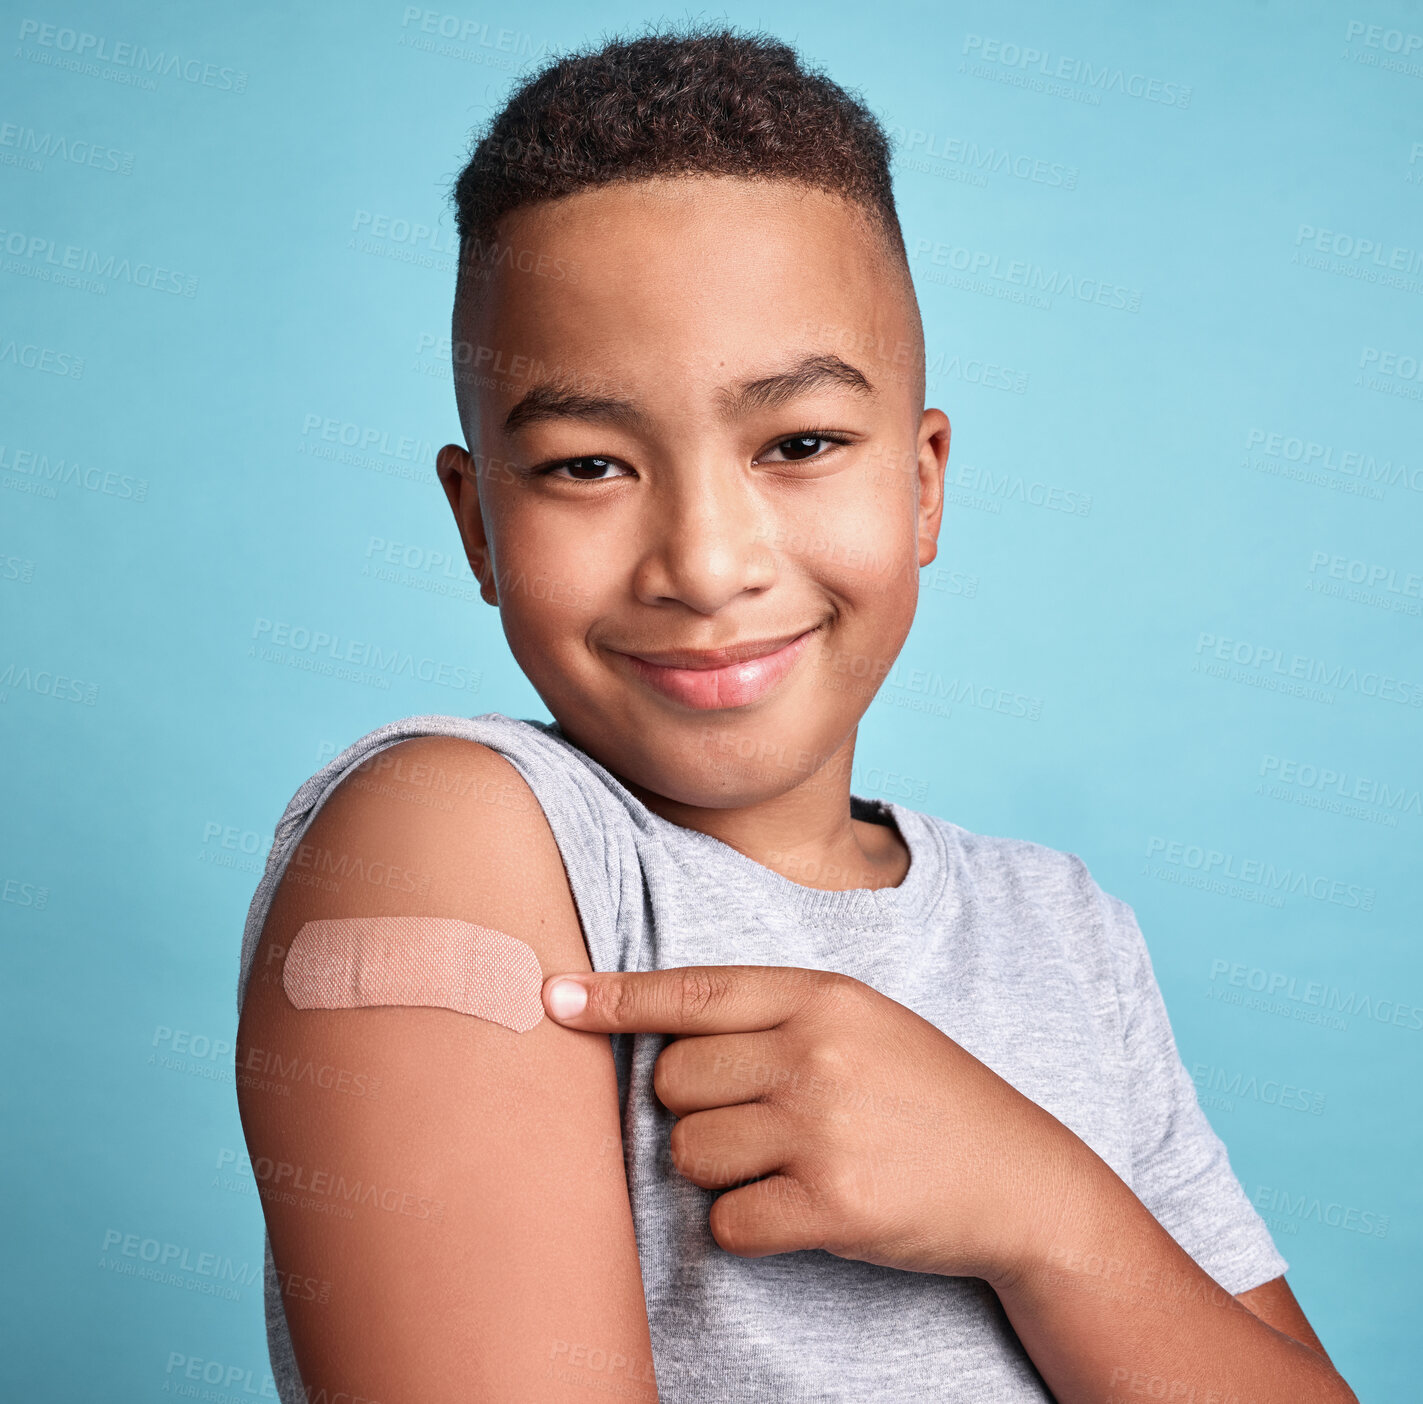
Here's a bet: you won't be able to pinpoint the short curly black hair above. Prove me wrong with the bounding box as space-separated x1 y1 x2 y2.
449 24 907 311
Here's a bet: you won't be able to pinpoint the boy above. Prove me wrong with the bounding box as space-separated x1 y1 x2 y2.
235 27 1357 1404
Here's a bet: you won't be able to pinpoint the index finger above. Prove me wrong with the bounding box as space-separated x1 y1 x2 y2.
541 964 833 1034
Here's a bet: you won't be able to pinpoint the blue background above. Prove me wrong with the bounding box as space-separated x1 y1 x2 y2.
3 1 1418 1397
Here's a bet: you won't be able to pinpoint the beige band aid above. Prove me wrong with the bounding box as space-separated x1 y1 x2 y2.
283 917 545 1033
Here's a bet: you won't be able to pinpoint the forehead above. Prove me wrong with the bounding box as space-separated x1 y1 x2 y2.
455 177 917 414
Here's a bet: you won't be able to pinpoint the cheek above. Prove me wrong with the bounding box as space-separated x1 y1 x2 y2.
493 503 618 634
767 466 919 602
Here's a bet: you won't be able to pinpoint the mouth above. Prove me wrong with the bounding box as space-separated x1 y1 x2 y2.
611 623 825 710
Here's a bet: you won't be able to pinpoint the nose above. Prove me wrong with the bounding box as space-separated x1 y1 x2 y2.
629 460 779 614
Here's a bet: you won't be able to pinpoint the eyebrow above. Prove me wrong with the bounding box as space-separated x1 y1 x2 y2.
501 352 875 436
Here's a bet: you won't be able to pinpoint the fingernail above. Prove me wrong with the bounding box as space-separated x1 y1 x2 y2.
547 978 588 1019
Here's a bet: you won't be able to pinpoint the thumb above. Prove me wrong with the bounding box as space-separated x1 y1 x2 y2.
543 970 661 1028
543 973 596 1022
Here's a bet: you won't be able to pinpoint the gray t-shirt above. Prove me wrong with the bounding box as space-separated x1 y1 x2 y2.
236 711 1288 1403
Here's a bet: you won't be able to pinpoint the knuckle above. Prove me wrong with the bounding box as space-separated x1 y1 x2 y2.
807 969 860 1014
599 976 635 1026
801 1036 854 1085
814 1160 872 1229
758 1174 821 1247
675 967 728 1025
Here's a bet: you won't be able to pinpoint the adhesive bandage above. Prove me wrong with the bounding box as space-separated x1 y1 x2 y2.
282 917 546 1032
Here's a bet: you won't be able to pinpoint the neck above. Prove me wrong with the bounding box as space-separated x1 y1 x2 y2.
609 733 909 893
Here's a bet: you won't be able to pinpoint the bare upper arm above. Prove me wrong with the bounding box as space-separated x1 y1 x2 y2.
236 735 657 1403
1234 1275 1332 1363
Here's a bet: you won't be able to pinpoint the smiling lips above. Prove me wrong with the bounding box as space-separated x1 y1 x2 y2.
615 625 823 709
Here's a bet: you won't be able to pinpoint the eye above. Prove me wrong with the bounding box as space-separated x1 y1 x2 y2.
758 432 853 464
536 456 630 481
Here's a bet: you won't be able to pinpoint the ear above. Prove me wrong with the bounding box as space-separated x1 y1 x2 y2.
435 444 499 606
915 409 950 568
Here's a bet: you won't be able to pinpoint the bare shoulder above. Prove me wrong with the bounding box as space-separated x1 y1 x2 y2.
292 733 582 926
236 733 656 1403
241 733 591 1021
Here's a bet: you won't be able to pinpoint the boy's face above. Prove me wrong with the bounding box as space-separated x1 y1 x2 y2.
438 176 949 810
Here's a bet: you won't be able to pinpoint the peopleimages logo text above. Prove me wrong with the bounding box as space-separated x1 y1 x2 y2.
1194 633 1423 707
249 619 477 691
1147 837 1375 911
